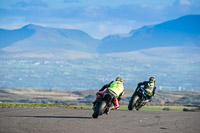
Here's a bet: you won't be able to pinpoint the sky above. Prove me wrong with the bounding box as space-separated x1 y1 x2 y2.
0 0 200 39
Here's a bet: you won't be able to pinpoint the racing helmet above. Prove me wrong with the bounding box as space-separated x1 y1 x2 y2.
149 77 155 82
116 77 123 82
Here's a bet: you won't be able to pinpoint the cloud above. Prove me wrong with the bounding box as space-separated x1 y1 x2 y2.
11 0 48 9
0 0 200 38
178 0 192 5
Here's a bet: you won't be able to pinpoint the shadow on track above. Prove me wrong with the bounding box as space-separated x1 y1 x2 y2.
9 115 92 119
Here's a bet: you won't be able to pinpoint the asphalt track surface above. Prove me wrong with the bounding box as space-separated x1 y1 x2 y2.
0 107 200 133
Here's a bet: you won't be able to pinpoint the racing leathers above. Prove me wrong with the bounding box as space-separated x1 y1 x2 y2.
94 80 125 110
136 80 156 101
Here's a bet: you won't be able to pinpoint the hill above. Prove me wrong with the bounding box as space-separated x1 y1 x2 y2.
0 88 200 106
98 15 200 53
0 24 100 59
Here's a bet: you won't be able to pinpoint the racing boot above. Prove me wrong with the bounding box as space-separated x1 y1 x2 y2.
105 107 110 115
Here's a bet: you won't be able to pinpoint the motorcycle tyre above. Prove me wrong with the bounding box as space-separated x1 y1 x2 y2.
128 96 134 110
92 101 107 118
132 95 140 111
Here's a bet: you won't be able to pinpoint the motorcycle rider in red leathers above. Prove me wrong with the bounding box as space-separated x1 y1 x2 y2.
93 77 125 113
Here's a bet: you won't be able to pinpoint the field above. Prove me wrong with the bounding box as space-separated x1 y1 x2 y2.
0 88 200 112
1 88 200 105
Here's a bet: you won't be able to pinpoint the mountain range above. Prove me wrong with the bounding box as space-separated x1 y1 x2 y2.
0 14 200 59
98 14 200 53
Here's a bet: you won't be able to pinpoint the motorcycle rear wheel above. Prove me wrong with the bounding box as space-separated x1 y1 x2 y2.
92 101 107 118
128 96 134 110
131 95 140 111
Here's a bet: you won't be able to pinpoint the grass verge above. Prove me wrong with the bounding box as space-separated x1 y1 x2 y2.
0 103 199 112
119 105 200 112
0 102 91 109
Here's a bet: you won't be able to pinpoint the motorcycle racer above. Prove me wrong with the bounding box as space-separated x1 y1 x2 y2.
93 77 125 111
136 77 156 102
